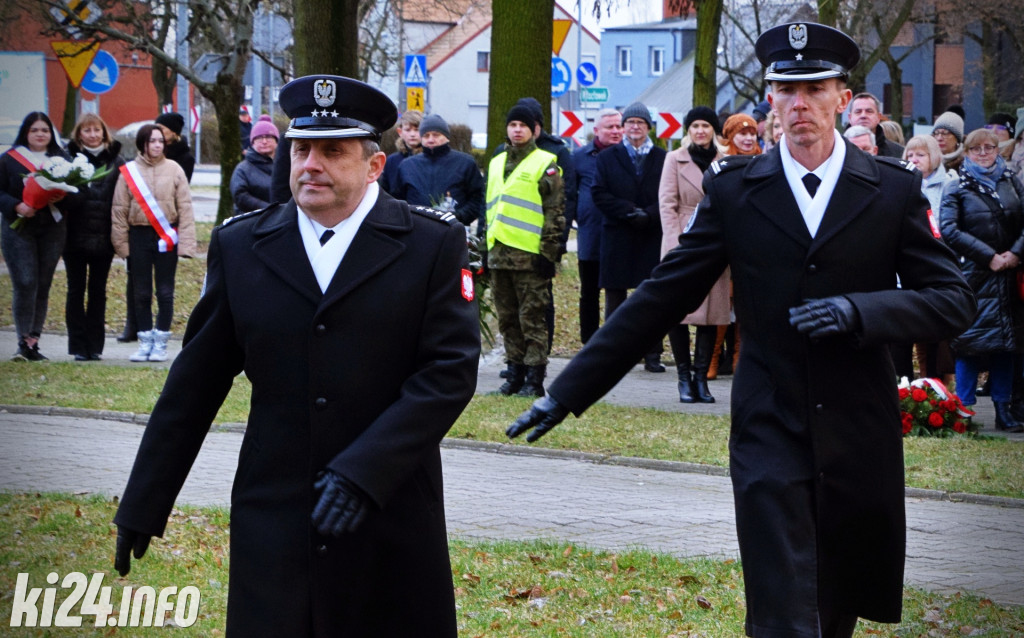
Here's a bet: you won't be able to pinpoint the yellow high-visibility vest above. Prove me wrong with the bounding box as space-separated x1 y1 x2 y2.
486 148 558 253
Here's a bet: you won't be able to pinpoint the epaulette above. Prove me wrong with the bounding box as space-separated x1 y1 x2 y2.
410 205 458 225
219 208 264 228
709 155 755 176
875 156 917 173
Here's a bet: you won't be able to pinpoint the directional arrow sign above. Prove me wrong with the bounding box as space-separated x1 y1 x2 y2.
80 49 118 94
657 112 684 139
576 62 598 87
551 56 571 98
559 110 583 138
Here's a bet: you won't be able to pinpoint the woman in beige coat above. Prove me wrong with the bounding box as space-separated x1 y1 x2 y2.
658 106 730 403
111 123 195 363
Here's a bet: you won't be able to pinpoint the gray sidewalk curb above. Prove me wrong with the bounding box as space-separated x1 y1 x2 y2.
4 404 1021 510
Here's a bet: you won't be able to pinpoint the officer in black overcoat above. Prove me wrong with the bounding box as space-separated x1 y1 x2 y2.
113 75 480 636
507 24 976 638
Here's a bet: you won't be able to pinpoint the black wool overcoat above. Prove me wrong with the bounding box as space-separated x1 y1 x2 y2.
115 193 480 637
592 142 666 289
547 142 975 636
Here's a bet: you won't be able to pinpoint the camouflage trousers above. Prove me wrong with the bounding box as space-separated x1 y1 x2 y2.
490 268 551 366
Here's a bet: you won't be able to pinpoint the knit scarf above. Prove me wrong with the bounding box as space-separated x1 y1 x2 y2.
688 142 718 173
960 155 1006 198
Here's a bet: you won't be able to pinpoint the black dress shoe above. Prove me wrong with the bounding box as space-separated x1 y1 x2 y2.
89 353 102 361
74 354 89 361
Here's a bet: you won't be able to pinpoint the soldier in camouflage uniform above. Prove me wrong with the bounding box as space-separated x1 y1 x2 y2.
487 104 565 397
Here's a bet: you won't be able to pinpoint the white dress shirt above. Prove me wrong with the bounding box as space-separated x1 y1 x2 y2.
298 181 380 293
778 129 847 238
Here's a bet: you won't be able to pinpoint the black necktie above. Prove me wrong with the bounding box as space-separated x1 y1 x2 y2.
319 229 335 246
802 173 821 198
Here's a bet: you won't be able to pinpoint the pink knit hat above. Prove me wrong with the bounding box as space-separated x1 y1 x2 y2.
250 114 279 143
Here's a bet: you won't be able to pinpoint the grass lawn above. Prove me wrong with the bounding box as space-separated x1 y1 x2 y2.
1 493 1021 636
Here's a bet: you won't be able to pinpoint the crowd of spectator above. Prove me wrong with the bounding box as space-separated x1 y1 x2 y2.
3 92 1024 432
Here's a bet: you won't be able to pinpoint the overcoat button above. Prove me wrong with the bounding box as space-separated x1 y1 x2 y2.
315 324 327 336
808 264 818 273
315 397 328 410
317 544 328 555
815 404 824 413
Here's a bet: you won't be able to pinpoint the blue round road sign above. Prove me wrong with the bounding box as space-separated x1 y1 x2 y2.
81 50 119 95
551 57 571 98
576 62 598 87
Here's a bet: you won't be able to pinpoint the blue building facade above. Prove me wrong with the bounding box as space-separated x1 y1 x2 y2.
599 18 696 109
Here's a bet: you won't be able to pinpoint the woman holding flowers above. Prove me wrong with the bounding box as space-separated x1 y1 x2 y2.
0 112 74 361
63 113 125 361
939 127 1024 432
111 124 195 363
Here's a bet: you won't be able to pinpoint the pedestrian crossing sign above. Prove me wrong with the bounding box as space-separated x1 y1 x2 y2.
404 54 427 87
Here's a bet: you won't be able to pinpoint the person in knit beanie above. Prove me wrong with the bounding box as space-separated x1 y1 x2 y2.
249 114 279 145
418 113 451 141
722 113 761 156
231 114 279 214
986 112 1016 160
932 110 965 172
153 111 195 181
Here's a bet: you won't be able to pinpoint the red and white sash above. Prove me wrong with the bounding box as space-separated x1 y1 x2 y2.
120 162 178 252
6 147 41 173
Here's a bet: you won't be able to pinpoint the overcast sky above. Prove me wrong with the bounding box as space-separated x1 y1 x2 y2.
559 0 665 36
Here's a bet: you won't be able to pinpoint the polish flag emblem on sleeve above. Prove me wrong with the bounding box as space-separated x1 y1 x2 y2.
461 269 475 301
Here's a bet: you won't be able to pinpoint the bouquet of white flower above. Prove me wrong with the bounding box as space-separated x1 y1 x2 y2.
14 153 113 229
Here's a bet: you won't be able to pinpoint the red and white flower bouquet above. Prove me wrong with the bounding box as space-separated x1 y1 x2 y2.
897 377 976 438
14 153 112 229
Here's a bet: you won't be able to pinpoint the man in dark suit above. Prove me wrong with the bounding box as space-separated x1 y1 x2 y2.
507 23 975 638
112 75 480 636
593 100 667 372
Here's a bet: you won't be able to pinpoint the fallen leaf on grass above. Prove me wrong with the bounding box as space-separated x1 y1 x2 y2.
462 572 481 584
563 545 573 557
528 554 543 564
696 595 712 609
75 506 82 518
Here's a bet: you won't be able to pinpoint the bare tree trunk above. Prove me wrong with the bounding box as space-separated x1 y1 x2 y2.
694 0 723 109
882 51 903 122
487 0 554 157
818 0 838 28
294 0 360 76
62 77 77 137
151 57 176 107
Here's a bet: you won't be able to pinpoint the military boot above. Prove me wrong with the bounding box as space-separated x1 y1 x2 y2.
497 364 527 396
517 365 547 398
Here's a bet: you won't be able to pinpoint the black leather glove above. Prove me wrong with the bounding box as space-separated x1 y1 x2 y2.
534 255 556 279
789 296 861 339
114 525 152 577
625 208 650 229
312 471 369 537
506 396 571 443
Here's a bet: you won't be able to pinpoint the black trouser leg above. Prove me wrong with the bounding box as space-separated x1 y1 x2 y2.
578 259 600 344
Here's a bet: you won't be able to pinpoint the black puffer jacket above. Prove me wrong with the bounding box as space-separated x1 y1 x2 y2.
939 168 1024 355
230 148 274 214
64 140 124 256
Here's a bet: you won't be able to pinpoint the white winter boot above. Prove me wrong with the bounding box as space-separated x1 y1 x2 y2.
148 330 171 362
130 330 154 362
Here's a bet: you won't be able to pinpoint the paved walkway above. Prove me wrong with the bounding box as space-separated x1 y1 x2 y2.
1 410 1022 610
